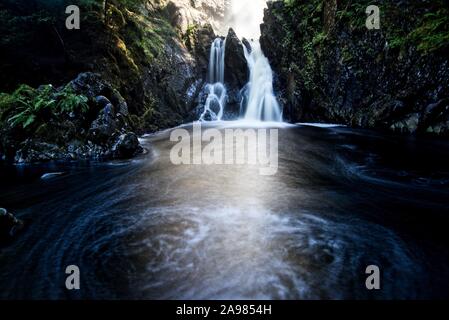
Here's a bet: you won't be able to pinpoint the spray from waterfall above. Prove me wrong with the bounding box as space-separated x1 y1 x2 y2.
241 40 282 122
200 38 227 121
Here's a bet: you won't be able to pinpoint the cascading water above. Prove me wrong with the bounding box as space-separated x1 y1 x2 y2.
241 40 282 122
208 38 226 83
200 35 282 122
200 38 227 121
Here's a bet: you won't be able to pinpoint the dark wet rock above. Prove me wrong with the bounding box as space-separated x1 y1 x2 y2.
183 23 216 93
184 24 226 121
224 28 249 91
242 38 252 53
89 104 119 143
0 208 24 244
14 140 66 164
224 87 243 118
112 133 143 159
69 73 110 100
95 96 112 109
260 0 449 136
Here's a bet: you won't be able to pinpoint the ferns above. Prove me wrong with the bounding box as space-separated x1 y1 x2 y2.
55 86 89 113
0 84 89 130
8 111 36 129
410 9 449 53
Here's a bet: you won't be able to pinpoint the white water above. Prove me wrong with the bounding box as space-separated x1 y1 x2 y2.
242 40 282 122
200 35 282 123
208 37 226 83
200 38 227 121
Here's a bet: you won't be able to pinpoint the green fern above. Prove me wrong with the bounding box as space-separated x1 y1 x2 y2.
8 110 35 128
1 83 90 130
55 86 89 113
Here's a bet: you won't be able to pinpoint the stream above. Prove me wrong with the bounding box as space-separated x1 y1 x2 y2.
1 122 449 299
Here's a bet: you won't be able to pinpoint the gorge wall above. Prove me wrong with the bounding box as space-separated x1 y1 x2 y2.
2 0 449 163
0 0 228 162
0 0 230 129
260 0 449 135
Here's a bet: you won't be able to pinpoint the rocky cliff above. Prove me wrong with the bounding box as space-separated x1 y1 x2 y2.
260 0 449 135
0 0 219 163
163 0 228 34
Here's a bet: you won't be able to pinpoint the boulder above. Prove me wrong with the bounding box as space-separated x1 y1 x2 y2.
112 133 143 159
0 208 24 244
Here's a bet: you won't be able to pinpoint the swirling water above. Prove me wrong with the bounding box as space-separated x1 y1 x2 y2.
1 124 449 299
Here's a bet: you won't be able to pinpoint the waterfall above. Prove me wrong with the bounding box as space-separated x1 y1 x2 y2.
242 40 282 122
208 38 226 83
200 38 227 121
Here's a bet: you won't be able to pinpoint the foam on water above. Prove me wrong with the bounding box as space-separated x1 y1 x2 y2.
122 204 421 299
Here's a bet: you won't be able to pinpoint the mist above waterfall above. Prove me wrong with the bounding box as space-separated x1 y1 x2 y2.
221 0 268 39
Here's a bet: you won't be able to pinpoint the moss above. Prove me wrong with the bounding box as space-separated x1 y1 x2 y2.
335 1 370 30
312 31 328 46
182 24 199 50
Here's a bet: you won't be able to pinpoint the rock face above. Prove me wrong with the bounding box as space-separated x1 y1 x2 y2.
163 0 228 34
224 28 249 92
184 24 217 79
222 28 250 117
260 0 449 136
